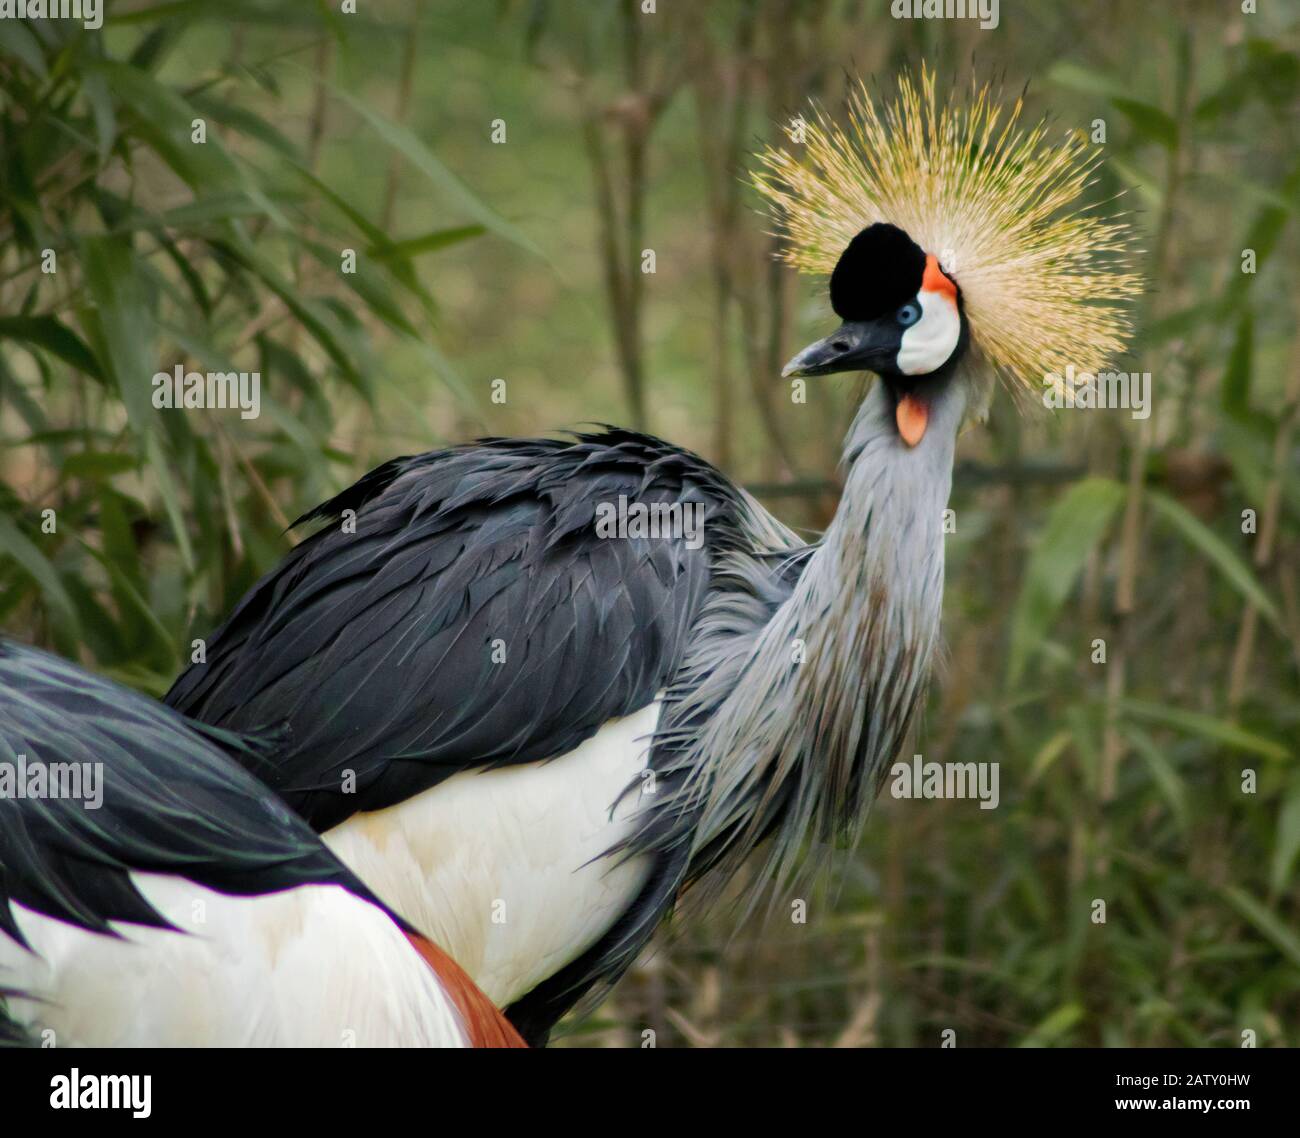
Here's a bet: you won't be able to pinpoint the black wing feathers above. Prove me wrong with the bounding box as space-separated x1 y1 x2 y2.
166 430 747 832
0 641 389 948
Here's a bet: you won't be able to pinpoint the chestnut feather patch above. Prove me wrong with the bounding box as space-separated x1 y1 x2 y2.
405 932 527 1048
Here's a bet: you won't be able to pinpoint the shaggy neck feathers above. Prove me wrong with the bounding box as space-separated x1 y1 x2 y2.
643 377 965 902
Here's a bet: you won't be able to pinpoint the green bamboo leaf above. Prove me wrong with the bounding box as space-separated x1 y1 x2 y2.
0 361 52 439
405 339 474 411
1018 1003 1084 1047
302 238 417 337
1112 97 1179 150
59 572 127 663
1046 62 1129 99
154 231 214 317
1108 155 1162 210
286 160 390 246
285 160 431 305
257 337 328 417
1027 730 1073 784
1220 417 1298 521
1121 699 1289 761
210 230 364 396
87 59 241 191
258 391 331 486
0 514 77 625
0 315 105 381
1145 301 1217 345
189 91 302 160
1146 489 1283 631
1271 773 1300 895
145 432 193 573
97 487 145 593
1221 885 1300 970
1006 477 1126 687
0 18 48 77
81 70 118 163
79 234 157 436
1222 201 1291 311
368 225 486 261
328 82 545 261
61 452 138 480
1123 725 1189 832
126 21 175 71
1221 311 1252 417
76 536 174 661
161 191 291 228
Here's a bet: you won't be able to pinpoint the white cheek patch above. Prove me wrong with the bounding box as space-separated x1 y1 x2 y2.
896 290 961 376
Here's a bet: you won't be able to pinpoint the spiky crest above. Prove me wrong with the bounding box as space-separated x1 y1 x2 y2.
753 66 1143 392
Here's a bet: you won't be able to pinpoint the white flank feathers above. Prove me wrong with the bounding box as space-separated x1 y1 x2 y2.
324 701 660 1007
2 875 470 1047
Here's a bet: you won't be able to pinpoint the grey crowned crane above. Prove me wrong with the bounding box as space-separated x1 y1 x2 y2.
166 69 1140 1045
0 640 523 1047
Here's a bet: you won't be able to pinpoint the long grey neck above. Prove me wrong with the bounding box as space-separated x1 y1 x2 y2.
653 376 966 897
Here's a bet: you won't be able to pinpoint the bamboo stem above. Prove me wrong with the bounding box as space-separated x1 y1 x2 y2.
1227 287 1300 708
1100 27 1194 806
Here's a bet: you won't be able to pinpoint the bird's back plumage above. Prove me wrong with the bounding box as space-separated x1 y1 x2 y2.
166 430 763 830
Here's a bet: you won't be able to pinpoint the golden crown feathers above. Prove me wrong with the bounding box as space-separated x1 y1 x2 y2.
753 66 1144 393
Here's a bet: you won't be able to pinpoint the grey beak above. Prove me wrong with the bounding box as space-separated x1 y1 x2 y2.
781 320 894 378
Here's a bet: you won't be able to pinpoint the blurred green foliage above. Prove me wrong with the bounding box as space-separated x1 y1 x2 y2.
1 1 1297 1046
0 2 493 690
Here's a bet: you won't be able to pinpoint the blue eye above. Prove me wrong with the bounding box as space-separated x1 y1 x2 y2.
896 302 921 327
